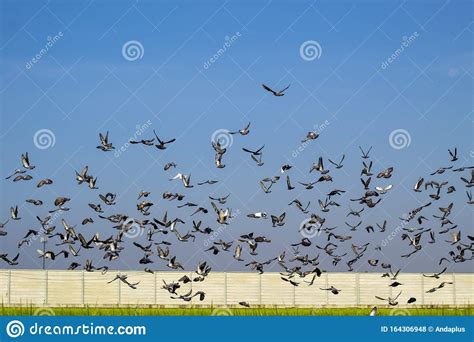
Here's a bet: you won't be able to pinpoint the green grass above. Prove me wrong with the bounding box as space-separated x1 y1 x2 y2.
1 306 472 316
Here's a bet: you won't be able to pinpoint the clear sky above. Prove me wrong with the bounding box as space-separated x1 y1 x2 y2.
0 0 472 273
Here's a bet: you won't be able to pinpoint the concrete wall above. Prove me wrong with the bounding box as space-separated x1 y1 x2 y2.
0 270 472 308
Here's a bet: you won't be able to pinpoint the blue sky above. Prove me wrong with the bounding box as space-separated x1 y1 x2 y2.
0 0 472 272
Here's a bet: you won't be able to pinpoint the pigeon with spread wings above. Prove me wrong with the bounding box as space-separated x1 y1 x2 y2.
261 83 290 96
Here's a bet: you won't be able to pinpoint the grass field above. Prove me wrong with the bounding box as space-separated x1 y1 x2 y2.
1 306 472 316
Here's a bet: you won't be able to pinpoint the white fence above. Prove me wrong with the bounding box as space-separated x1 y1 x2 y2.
0 270 472 307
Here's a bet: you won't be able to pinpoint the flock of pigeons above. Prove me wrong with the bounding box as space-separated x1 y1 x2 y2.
1 83 473 309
